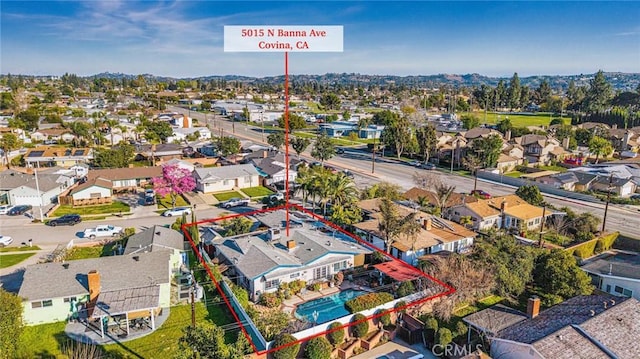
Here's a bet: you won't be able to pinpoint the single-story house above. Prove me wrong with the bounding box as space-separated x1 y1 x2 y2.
24 147 93 168
535 172 579 191
352 199 476 264
581 250 640 300
250 153 300 185
18 251 171 327
167 127 212 143
591 176 637 197
0 169 70 206
86 167 162 192
135 144 185 163
30 129 76 143
193 164 260 193
213 212 371 301
67 177 113 206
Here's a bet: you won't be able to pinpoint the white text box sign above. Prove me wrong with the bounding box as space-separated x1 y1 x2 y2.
224 26 343 52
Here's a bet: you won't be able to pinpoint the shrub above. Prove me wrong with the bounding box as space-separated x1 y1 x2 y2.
272 333 300 359
423 316 439 346
230 283 249 309
334 271 344 286
352 313 369 338
327 322 345 346
312 283 322 291
345 292 394 313
305 336 332 359
396 281 415 297
376 309 391 327
123 227 136 237
455 321 468 337
394 300 407 313
258 292 282 308
437 328 453 346
288 279 306 295
597 232 619 251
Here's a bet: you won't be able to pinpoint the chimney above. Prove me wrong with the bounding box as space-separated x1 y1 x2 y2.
501 200 507 212
182 114 191 128
562 137 570 150
424 218 432 231
505 130 512 141
87 270 101 303
286 240 296 250
527 296 540 319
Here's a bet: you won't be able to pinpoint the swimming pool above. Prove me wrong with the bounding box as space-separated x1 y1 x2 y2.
294 289 368 324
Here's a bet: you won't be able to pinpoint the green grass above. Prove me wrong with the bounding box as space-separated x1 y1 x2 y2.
0 253 35 268
505 171 524 178
459 111 571 127
0 245 41 253
17 321 67 358
52 202 130 217
453 295 504 318
157 194 189 209
537 165 568 173
213 191 243 201
241 186 274 198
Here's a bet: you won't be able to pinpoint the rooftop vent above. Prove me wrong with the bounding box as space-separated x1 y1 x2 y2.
133 255 140 261
62 263 69 269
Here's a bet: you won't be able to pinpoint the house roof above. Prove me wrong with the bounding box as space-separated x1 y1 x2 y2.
136 143 184 155
552 172 579 184
463 201 501 219
18 251 171 301
124 225 185 255
33 128 72 136
464 127 502 140
87 166 162 181
0 169 62 192
463 304 527 336
496 294 627 344
194 164 259 183
485 195 546 221
215 222 370 280
515 134 547 146
24 146 92 159
69 177 113 195
91 285 160 318
580 250 640 280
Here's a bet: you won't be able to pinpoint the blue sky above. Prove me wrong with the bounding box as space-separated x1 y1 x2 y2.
1 1 639 78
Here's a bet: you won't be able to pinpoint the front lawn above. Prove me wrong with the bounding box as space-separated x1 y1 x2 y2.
213 191 243 201
0 253 35 269
537 165 568 173
0 245 41 253
17 321 67 358
241 186 274 198
52 202 130 217
505 171 524 178
157 194 189 209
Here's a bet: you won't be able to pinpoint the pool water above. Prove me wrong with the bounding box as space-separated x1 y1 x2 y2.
294 289 367 324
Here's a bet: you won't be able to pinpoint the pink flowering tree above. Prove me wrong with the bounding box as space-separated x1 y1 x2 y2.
152 164 196 208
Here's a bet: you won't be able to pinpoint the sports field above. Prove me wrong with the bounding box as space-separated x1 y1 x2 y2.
460 111 571 127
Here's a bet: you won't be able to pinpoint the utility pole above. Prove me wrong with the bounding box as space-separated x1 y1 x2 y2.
602 174 614 233
538 206 547 248
371 137 376 174
33 161 44 222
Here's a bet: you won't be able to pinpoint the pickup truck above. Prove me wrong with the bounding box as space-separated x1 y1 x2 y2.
83 225 124 239
220 198 250 209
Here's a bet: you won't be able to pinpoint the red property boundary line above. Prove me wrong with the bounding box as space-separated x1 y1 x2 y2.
181 203 455 356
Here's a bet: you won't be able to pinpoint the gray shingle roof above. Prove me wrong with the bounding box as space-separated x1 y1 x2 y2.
18 251 171 301
194 164 259 183
123 225 185 255
0 170 62 192
581 251 640 281
463 304 527 336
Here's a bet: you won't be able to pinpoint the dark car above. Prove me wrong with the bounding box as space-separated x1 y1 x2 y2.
47 214 82 226
420 162 437 170
7 205 32 216
144 196 156 206
336 148 345 154
471 189 492 199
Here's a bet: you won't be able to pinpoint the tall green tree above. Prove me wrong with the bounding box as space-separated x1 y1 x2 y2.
311 132 335 166
534 249 593 301
508 72 521 111
146 121 173 143
584 70 613 113
461 114 480 130
16 107 40 131
588 136 613 163
277 113 306 131
177 322 230 359
290 136 310 158
415 125 437 163
377 197 420 254
495 80 507 109
93 143 134 168
320 93 341 110
267 131 285 149
515 185 544 206
0 133 22 169
536 79 552 106
381 116 411 159
217 136 241 156
470 134 503 168
272 333 300 359
0 288 23 359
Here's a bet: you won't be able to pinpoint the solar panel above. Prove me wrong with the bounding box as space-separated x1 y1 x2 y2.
27 151 45 157
64 149 72 156
73 150 85 156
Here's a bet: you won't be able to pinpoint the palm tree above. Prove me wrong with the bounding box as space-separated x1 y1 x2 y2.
378 197 420 254
434 183 456 217
103 118 120 148
328 173 359 208
462 154 483 192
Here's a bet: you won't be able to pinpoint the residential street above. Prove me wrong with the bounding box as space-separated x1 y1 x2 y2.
171 106 640 238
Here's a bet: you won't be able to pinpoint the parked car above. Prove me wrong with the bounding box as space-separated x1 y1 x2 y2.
342 169 355 178
420 162 437 170
336 148 345 154
47 214 82 227
471 189 492 199
268 193 285 202
7 205 32 216
0 205 13 215
162 207 193 216
83 225 123 239
409 160 421 167
145 189 155 198
221 198 250 209
144 196 156 206
0 235 13 247
630 194 640 201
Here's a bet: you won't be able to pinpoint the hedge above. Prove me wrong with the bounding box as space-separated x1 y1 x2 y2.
568 232 620 259
305 336 333 359
345 292 394 313
272 333 300 359
327 322 345 346
351 313 369 338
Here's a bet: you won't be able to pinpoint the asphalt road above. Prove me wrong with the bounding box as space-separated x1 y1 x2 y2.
172 106 640 238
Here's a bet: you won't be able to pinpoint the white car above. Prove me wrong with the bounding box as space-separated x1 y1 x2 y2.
83 225 123 239
0 235 14 247
162 207 192 217
0 205 13 215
